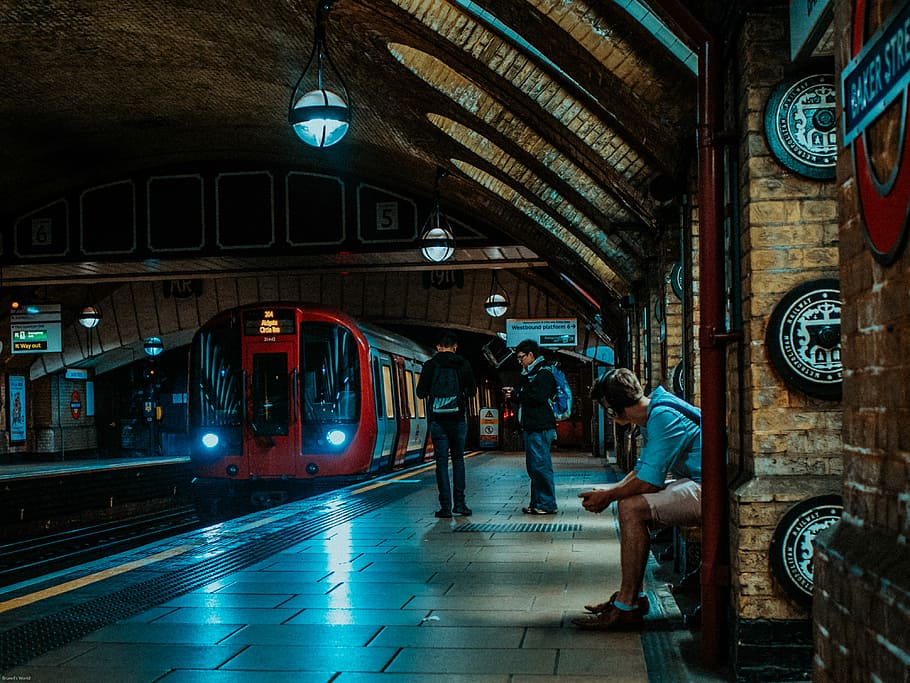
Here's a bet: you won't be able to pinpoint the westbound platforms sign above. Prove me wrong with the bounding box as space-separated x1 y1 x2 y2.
10 304 62 354
506 318 577 348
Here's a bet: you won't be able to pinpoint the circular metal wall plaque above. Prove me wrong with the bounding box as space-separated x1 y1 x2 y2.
769 494 843 608
671 261 684 300
764 73 837 180
766 278 842 400
672 362 685 398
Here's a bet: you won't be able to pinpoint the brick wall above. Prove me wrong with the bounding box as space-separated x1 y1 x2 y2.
812 1 910 680
730 5 842 633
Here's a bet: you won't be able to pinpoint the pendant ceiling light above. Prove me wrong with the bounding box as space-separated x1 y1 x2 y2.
485 271 510 317
288 0 351 148
419 167 456 263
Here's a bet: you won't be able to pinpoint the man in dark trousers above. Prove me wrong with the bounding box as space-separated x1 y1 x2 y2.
504 339 558 515
416 330 477 518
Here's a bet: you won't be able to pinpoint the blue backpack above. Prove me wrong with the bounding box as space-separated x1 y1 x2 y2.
547 364 573 421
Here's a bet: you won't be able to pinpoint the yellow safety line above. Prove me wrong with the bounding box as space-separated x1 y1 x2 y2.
351 451 482 494
1 450 488 611
0 543 196 613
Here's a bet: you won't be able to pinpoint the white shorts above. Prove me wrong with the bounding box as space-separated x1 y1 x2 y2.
643 478 701 527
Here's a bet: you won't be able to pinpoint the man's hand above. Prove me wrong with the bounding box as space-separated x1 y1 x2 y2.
578 489 613 513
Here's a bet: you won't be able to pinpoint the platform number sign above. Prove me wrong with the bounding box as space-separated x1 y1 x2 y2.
770 494 843 608
376 202 399 232
765 279 841 400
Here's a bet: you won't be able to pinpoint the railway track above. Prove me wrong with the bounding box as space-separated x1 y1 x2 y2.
0 506 204 586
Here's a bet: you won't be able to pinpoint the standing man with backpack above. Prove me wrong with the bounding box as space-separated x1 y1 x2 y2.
416 330 477 518
504 339 559 515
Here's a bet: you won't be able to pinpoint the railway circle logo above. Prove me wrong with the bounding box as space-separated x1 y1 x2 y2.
842 0 910 264
770 494 843 607
765 279 842 400
765 72 837 180
670 261 684 300
672 363 685 398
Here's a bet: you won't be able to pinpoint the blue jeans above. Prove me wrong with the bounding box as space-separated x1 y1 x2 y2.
524 429 557 511
430 419 468 509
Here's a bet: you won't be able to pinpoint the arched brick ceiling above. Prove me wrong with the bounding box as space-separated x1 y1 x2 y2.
0 0 723 335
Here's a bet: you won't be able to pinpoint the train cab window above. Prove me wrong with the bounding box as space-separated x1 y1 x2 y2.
404 370 416 418
299 322 360 424
414 371 426 418
190 330 242 427
380 364 395 419
251 353 289 436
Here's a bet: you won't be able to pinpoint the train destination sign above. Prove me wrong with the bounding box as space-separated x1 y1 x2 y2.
243 309 296 336
506 318 577 348
10 303 62 354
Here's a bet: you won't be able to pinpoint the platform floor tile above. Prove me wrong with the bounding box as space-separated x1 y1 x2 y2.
221 644 400 671
384 646 557 674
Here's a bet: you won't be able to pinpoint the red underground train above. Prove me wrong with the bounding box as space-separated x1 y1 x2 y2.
188 303 435 516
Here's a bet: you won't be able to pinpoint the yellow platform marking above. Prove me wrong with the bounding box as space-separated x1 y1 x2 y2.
0 544 196 613
352 451 481 494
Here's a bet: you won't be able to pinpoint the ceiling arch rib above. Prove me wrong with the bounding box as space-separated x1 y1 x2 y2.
386 0 658 229
430 114 639 286
450 159 629 297
389 43 646 262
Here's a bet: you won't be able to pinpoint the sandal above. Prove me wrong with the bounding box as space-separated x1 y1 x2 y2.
585 591 650 615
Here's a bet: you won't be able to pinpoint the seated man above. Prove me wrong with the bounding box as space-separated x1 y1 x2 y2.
574 367 702 630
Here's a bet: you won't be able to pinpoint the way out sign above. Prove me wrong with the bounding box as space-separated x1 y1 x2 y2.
479 407 499 449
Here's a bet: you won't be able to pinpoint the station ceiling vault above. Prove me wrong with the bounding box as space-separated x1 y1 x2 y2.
0 0 728 337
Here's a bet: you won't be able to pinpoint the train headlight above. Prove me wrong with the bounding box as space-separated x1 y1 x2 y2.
326 429 347 446
201 432 220 448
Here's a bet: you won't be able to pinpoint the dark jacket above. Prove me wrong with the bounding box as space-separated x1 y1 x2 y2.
416 351 477 422
516 357 557 431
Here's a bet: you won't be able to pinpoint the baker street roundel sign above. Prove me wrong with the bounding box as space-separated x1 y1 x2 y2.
842 0 910 264
764 72 837 180
766 279 842 400
770 494 843 608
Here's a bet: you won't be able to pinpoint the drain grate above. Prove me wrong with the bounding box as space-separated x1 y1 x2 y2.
0 485 409 671
455 522 582 533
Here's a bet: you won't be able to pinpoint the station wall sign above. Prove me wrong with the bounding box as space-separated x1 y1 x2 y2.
842 0 910 264
11 304 62 354
765 279 842 400
770 494 843 608
479 407 499 449
506 318 577 348
790 0 833 61
764 71 837 180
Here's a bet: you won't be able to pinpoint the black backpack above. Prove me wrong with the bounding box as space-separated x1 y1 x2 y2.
431 365 461 414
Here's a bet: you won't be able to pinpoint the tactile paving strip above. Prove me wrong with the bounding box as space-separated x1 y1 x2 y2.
0 486 406 671
455 522 583 533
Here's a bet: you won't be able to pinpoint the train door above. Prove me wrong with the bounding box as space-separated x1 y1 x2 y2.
402 361 427 461
391 357 411 467
242 319 299 478
375 355 398 469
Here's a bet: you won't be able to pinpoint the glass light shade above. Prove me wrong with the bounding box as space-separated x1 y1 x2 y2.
485 293 509 317
290 89 350 147
420 226 455 263
78 306 102 329
144 336 164 357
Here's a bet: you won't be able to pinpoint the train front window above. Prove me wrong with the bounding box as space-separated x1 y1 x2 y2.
299 322 360 424
251 353 289 436
191 330 242 427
